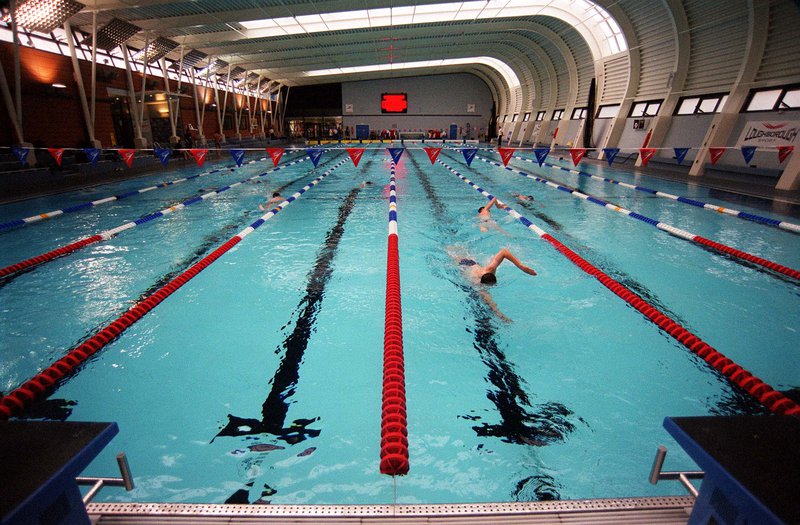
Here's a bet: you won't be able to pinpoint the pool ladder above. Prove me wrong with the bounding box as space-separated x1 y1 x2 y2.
77 452 135 504
649 445 705 497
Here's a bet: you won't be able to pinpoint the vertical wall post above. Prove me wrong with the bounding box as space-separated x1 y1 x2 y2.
122 44 147 148
64 20 100 147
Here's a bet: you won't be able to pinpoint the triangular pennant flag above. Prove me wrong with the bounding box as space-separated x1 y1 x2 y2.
423 147 442 164
83 148 101 166
11 146 29 166
498 147 515 167
347 148 365 167
229 149 246 167
267 147 284 166
673 147 689 165
639 148 656 167
118 149 135 168
48 148 65 167
306 148 325 167
154 147 171 166
387 147 405 165
778 145 794 163
462 148 478 167
602 148 619 166
190 149 208 167
534 148 550 167
708 147 726 165
569 148 586 167
741 146 757 165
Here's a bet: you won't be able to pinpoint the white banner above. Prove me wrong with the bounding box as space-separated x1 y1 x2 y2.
737 121 799 147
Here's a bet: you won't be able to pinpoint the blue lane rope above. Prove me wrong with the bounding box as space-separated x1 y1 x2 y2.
474 154 800 281
505 151 800 234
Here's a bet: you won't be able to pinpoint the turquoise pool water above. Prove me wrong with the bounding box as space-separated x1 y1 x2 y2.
0 146 798 504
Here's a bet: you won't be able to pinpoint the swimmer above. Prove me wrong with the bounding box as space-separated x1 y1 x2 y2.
258 192 283 211
449 247 537 322
512 193 535 202
359 180 374 188
478 197 509 234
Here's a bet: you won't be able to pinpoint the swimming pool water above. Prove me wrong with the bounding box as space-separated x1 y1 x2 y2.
0 147 798 504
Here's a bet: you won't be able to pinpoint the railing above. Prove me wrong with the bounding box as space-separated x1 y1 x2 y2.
77 452 135 504
649 445 704 498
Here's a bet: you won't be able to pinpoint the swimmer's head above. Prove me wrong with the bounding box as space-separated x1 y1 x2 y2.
480 273 497 285
272 192 280 197
478 207 485 213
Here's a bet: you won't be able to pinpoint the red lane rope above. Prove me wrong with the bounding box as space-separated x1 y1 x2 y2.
380 162 409 476
0 237 242 420
541 233 800 417
0 235 103 278
693 236 800 280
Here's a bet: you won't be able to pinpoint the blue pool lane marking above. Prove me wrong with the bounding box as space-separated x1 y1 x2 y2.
0 152 303 232
505 152 800 234
475 155 800 282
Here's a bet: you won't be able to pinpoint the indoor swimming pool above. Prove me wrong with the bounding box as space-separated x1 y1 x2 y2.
0 146 798 505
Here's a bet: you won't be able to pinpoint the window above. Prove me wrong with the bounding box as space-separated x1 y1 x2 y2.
502 115 507 122
571 107 587 119
523 112 531 122
596 104 620 119
675 94 728 115
512 113 519 122
535 111 546 121
552 109 564 121
629 100 662 117
744 85 800 112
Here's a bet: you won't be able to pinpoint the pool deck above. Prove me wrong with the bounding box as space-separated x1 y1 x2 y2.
88 497 694 524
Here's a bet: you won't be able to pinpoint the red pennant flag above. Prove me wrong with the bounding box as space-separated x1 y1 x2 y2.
553 127 559 138
708 147 726 165
639 148 656 167
347 148 365 167
267 148 284 166
498 147 515 167
190 148 208 167
119 149 135 168
423 147 442 164
569 148 586 166
778 145 794 163
48 148 65 166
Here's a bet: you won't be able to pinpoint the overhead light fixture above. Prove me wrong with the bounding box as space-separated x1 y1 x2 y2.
87 18 140 52
2 0 85 33
51 82 67 88
134 37 179 64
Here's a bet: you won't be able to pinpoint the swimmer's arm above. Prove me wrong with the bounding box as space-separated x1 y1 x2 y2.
479 289 512 323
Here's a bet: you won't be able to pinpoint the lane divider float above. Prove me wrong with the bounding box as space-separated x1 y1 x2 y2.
437 157 800 417
511 153 800 234
477 156 800 281
0 154 291 232
380 161 409 476
0 156 314 279
0 157 350 420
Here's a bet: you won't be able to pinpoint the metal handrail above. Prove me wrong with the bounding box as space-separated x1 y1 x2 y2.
649 445 704 498
76 452 135 504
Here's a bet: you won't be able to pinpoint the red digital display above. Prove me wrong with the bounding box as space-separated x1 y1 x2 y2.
381 93 408 113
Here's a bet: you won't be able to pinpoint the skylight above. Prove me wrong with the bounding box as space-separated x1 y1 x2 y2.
304 57 521 90
241 0 627 58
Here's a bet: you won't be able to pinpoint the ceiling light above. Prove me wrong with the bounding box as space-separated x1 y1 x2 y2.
51 82 66 88
2 0 84 33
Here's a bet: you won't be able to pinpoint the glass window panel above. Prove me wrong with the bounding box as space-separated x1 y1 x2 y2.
698 97 719 113
523 112 531 122
597 104 619 118
645 102 661 116
677 98 699 115
512 113 519 122
780 88 800 108
747 89 781 111
536 111 545 121
630 102 646 117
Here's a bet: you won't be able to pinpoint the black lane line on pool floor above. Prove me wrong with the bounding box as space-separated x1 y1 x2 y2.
214 186 362 505
409 152 578 500
3 175 312 421
448 152 775 417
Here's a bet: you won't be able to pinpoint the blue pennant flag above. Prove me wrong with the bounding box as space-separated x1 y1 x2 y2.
741 146 757 165
154 147 172 166
673 147 689 165
461 148 478 166
387 147 405 165
603 148 620 166
230 149 246 167
307 148 325 167
83 148 101 166
11 146 29 166
533 148 550 167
